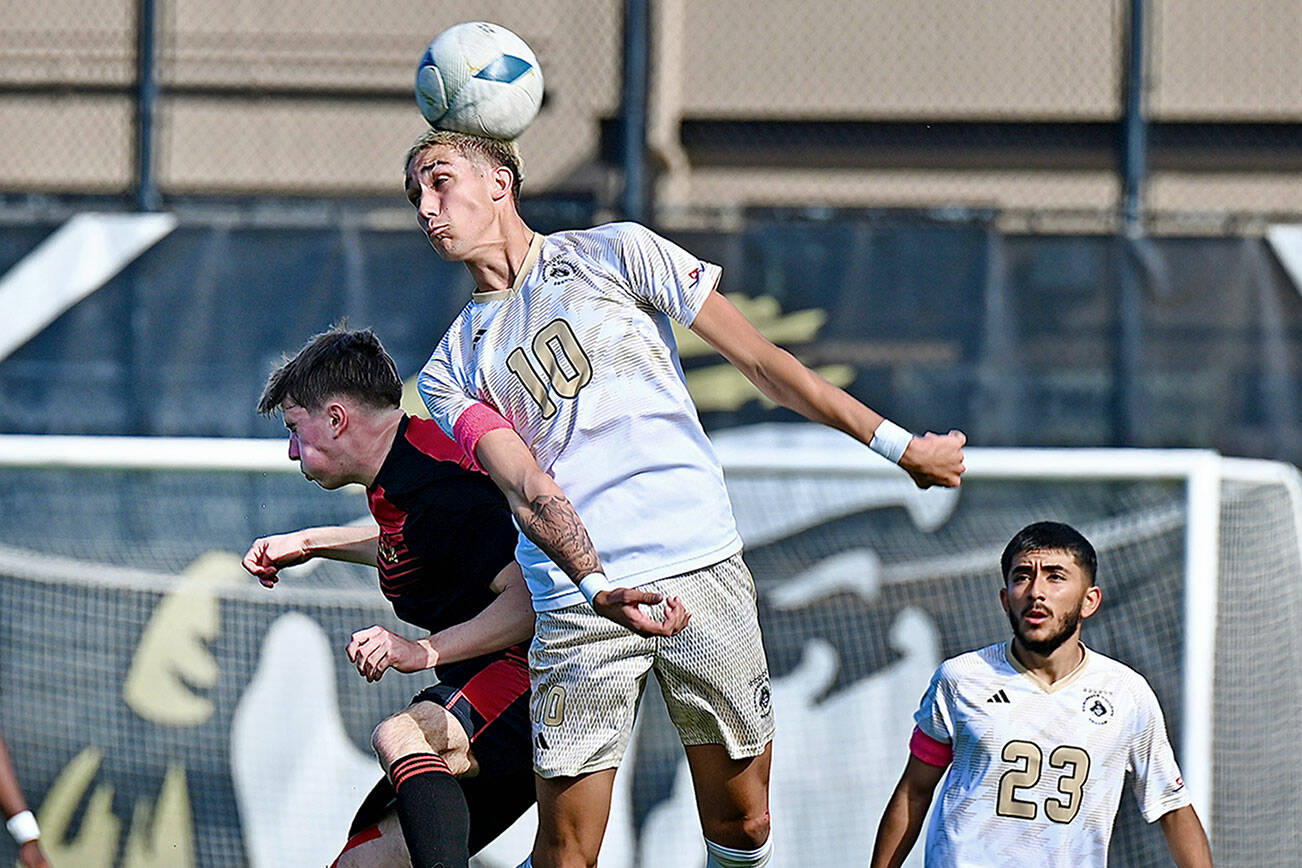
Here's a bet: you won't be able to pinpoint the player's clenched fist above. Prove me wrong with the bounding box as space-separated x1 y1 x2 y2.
347 624 438 682
241 531 311 587
592 587 691 638
900 429 967 489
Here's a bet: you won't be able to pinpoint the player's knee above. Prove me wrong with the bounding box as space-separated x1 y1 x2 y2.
370 712 432 768
737 809 771 849
703 807 770 852
370 716 399 767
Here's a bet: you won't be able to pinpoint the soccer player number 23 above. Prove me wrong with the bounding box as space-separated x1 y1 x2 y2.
506 319 593 419
995 740 1091 824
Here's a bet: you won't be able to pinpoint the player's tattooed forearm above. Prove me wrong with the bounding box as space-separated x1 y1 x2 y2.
522 494 602 578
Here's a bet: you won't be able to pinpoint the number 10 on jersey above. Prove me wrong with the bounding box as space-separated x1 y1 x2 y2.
506 319 593 419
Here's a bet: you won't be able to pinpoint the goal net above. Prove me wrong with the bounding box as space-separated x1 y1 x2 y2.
0 427 1296 867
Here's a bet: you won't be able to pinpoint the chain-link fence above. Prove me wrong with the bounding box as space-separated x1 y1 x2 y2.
0 0 620 203
2 1 1299 225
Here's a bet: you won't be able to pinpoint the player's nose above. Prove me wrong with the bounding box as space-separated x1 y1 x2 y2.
287 432 300 461
417 190 440 224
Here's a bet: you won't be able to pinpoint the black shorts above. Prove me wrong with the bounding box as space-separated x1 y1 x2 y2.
412 643 532 778
348 644 535 853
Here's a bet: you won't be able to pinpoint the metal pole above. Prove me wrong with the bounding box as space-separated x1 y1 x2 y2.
1113 239 1143 446
135 0 161 212
621 0 650 223
1120 0 1146 234
1114 0 1146 444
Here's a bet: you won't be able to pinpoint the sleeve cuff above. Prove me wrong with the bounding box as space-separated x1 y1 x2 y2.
910 726 954 768
452 403 514 471
681 262 723 326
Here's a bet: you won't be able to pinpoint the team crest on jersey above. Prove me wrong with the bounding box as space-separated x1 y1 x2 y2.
376 536 400 565
752 674 772 717
544 259 575 282
1082 692 1115 724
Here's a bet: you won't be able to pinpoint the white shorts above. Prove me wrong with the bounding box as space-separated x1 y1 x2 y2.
529 552 774 778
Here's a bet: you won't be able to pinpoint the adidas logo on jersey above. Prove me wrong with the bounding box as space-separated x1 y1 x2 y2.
986 689 1011 704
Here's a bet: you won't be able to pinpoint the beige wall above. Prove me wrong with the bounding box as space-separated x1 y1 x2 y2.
679 0 1123 120
1 0 1298 220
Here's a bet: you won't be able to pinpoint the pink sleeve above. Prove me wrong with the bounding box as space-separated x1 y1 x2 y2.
909 726 954 768
452 402 515 470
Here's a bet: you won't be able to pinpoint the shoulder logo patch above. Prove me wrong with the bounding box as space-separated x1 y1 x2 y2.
986 689 1011 704
1083 692 1115 724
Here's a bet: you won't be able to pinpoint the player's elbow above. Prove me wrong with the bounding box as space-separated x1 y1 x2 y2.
745 350 821 413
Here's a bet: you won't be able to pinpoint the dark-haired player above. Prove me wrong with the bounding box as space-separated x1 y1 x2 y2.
871 521 1212 868
242 327 535 868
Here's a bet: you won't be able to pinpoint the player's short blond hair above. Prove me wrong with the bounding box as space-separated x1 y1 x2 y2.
403 128 525 202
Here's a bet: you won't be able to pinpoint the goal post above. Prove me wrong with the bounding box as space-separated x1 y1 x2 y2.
0 430 1298 866
715 438 1240 832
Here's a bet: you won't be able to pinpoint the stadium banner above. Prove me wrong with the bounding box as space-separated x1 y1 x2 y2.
1 217 1300 467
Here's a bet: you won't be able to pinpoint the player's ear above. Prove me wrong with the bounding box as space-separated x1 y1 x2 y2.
326 401 347 436
490 165 514 201
998 585 1009 613
1080 584 1102 619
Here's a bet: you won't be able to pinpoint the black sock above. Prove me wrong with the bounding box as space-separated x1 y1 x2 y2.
388 753 470 868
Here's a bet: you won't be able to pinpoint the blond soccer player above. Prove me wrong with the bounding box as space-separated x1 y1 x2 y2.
407 127 966 868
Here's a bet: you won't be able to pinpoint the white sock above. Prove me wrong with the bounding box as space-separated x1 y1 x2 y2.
705 836 773 867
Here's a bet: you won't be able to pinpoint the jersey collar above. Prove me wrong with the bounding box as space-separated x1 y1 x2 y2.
368 413 411 494
1004 640 1092 694
471 231 543 303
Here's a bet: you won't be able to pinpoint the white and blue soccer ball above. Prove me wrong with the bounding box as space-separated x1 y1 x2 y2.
414 22 544 141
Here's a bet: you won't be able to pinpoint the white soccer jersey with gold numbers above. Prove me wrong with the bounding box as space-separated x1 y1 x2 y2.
911 642 1190 867
418 222 743 611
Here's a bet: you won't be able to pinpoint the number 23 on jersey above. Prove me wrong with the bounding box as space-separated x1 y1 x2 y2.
996 739 1092 823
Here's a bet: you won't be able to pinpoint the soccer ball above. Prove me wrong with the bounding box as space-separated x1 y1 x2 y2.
414 22 544 141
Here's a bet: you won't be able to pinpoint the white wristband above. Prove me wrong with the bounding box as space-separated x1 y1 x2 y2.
869 419 913 464
6 810 39 845
578 572 614 605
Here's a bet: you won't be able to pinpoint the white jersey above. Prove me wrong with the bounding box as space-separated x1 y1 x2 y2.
419 222 742 611
913 642 1189 867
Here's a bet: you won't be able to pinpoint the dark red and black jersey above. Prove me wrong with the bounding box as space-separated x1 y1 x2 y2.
366 415 519 652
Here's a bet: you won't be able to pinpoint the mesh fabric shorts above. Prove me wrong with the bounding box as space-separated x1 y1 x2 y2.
529 552 774 778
